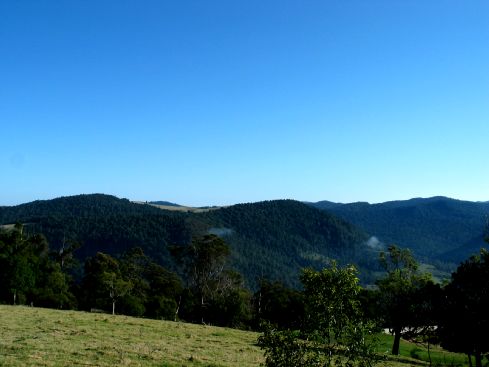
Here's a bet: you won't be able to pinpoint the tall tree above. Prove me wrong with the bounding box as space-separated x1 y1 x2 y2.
172 234 230 323
439 248 489 367
81 252 132 314
253 279 304 330
376 245 432 355
0 224 49 305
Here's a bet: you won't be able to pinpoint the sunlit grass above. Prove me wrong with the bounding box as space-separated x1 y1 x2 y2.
0 305 472 367
376 332 470 367
0 305 262 366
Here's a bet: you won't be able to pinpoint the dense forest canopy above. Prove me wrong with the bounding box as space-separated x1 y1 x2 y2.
0 194 374 288
311 197 489 265
1 194 488 287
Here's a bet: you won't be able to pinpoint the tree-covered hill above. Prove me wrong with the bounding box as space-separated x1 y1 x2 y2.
0 194 192 269
198 200 371 287
310 197 489 265
0 195 373 287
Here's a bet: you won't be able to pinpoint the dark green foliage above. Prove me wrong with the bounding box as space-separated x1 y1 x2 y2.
80 248 183 318
312 197 489 265
0 224 74 307
376 245 434 355
0 194 192 272
200 200 370 288
258 327 316 367
144 262 183 320
172 235 252 327
258 264 379 367
439 248 489 367
0 195 372 288
80 252 123 312
253 279 304 330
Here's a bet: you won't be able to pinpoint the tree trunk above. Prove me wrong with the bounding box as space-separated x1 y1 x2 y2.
13 291 17 305
392 327 401 355
174 295 182 322
475 351 482 367
201 294 205 324
112 301 115 315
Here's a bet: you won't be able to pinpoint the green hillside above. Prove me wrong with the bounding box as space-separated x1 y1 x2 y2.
0 194 191 270
312 197 489 266
199 200 371 287
0 195 372 287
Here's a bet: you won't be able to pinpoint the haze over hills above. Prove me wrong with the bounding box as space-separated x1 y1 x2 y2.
1 194 488 287
310 196 489 266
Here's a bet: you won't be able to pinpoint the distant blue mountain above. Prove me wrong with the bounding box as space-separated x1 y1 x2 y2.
310 197 489 265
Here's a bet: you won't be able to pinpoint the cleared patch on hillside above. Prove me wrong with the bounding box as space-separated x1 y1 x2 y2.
133 201 223 213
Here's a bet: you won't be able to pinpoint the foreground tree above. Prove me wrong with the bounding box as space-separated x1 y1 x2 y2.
172 234 237 324
258 263 378 367
81 252 129 313
0 224 74 307
439 249 489 367
376 245 432 355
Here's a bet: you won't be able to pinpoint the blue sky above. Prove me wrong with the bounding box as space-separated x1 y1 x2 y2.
1 0 488 206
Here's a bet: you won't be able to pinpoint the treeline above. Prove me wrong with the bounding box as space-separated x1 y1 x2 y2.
0 194 376 289
0 226 254 328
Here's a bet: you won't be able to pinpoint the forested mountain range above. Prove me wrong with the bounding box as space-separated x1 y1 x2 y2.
0 195 373 288
310 197 489 266
1 194 487 288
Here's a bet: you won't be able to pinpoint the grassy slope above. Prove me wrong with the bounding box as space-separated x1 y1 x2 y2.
0 306 262 367
0 306 471 367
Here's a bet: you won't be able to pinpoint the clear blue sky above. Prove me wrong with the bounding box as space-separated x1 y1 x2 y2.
1 0 488 206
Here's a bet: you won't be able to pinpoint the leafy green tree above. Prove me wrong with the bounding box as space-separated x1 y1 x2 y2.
258 263 378 367
81 252 130 313
172 234 230 323
205 270 252 328
376 245 432 355
102 271 132 315
34 262 76 309
0 224 49 305
145 261 183 320
119 247 183 319
439 249 489 367
172 235 252 326
118 247 150 316
253 279 304 330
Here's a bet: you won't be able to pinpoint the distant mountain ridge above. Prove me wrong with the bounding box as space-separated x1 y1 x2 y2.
2 194 487 287
310 196 489 265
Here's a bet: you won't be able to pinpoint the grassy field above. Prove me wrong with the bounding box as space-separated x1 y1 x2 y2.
0 305 471 367
376 333 470 367
132 201 224 213
0 224 15 231
0 305 262 366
